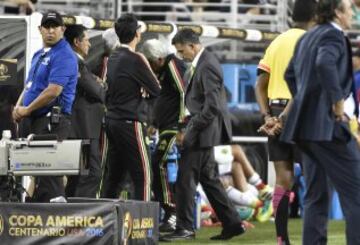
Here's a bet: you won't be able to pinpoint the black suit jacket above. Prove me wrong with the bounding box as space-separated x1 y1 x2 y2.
183 49 232 148
281 24 353 143
70 58 106 139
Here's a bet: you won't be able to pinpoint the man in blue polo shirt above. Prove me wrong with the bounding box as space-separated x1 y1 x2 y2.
12 11 78 202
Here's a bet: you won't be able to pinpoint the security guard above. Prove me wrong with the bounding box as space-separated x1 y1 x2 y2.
12 11 78 202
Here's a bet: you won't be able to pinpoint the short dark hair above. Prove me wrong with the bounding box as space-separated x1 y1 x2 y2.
114 13 140 44
292 0 317 22
171 29 200 46
64 24 87 46
316 0 344 24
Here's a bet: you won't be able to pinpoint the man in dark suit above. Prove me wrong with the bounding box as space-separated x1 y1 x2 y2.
162 29 245 241
281 0 360 243
64 25 106 198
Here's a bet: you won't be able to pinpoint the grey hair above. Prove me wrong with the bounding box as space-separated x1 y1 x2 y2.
142 39 169 61
102 28 120 51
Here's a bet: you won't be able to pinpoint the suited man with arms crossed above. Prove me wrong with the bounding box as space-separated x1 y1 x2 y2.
64 24 106 198
162 29 245 241
281 0 360 244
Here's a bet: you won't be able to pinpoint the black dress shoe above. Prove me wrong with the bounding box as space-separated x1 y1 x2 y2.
210 223 245 240
160 229 195 242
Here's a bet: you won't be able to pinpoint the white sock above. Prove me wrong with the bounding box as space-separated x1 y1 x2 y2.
248 173 262 186
226 186 258 207
247 184 259 197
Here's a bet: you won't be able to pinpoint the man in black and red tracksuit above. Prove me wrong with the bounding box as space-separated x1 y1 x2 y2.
100 14 160 201
142 39 187 231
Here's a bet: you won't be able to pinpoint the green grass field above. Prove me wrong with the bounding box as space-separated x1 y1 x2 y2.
160 219 346 245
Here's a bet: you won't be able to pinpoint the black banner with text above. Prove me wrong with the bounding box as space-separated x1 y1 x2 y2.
0 202 119 245
117 200 159 245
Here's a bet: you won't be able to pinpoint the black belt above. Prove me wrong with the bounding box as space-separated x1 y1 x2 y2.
269 99 289 106
106 118 143 125
31 112 70 119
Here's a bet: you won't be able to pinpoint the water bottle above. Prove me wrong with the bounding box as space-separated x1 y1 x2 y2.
193 192 201 230
2 130 12 141
149 135 158 153
0 130 11 175
294 163 305 217
167 145 178 183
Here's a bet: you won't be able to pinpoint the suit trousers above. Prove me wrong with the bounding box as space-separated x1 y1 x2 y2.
176 146 242 230
101 119 151 201
65 138 102 198
26 115 71 202
298 131 360 245
152 130 177 214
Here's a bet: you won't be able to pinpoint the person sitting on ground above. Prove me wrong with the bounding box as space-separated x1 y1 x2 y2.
198 144 273 223
216 144 273 222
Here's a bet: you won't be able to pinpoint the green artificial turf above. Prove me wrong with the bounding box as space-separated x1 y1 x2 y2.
160 219 346 245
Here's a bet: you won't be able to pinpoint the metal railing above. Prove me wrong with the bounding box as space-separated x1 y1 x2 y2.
34 0 289 32
115 0 287 32
33 0 289 61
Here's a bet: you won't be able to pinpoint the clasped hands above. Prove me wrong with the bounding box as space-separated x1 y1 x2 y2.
12 106 30 123
257 115 283 136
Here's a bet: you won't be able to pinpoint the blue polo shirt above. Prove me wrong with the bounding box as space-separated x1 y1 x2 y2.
355 70 360 103
23 38 78 116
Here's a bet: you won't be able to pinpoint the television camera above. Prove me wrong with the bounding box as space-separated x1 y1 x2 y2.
0 132 89 176
0 131 89 202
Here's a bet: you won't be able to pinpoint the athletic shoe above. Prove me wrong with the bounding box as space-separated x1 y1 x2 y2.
255 199 273 223
250 198 263 209
159 213 176 233
160 229 195 241
258 184 273 201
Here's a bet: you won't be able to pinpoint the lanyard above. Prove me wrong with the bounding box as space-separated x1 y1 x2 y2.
28 51 60 112
30 51 48 82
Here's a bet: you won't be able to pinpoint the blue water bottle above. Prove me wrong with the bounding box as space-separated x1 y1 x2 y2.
167 145 178 183
294 163 305 217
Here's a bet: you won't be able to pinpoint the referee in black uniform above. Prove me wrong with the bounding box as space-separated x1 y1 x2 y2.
100 14 161 201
